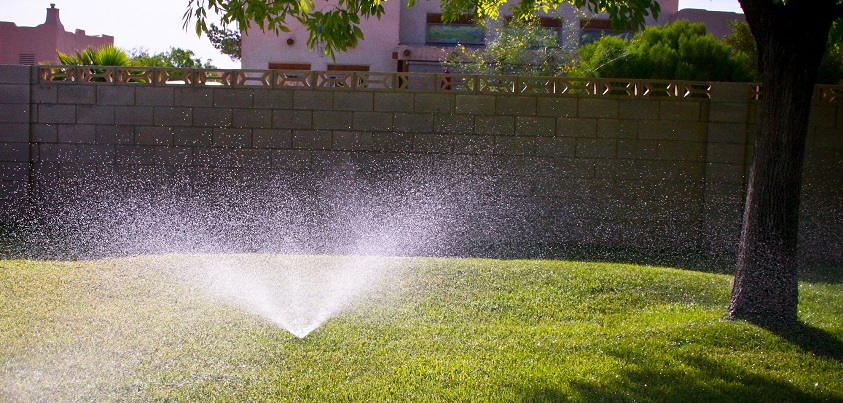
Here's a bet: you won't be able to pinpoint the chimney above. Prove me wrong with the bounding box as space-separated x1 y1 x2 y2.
45 4 62 26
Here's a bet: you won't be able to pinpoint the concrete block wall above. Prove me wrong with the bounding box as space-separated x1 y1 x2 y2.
2 65 841 260
0 66 31 219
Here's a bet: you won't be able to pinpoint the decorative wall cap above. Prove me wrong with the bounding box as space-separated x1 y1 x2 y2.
38 65 716 99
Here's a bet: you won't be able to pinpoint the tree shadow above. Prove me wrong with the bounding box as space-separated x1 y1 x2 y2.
518 349 837 403
753 320 843 363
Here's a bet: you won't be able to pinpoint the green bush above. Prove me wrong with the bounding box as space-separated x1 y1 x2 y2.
574 20 754 82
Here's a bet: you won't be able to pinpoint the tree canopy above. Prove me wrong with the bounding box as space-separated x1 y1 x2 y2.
129 47 217 69
184 0 660 58
574 20 754 82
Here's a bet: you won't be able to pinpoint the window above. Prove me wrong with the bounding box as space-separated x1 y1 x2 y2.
580 19 632 46
426 14 485 45
19 54 35 65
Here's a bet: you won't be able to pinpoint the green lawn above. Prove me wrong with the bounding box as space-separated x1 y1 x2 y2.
1 255 841 401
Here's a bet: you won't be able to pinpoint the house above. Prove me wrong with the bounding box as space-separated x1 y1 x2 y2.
667 8 745 39
241 0 691 73
0 4 113 66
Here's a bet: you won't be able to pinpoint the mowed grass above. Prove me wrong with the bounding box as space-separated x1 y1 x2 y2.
1 255 841 402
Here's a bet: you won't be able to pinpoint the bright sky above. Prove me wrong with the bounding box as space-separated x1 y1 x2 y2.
1 0 742 69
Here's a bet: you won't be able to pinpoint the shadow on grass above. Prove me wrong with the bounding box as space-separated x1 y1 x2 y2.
520 352 835 403
756 320 843 363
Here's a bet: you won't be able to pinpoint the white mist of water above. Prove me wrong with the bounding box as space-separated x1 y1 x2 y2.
190 254 397 338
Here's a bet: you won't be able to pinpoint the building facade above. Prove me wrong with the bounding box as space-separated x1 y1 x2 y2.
241 0 749 73
0 4 113 66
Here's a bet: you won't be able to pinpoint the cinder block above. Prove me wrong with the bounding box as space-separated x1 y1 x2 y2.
213 128 252 147
637 120 706 141
710 82 752 102
175 87 213 107
116 144 158 165
136 87 175 106
705 162 746 185
292 130 332 150
809 105 836 128
76 144 115 163
476 115 514 135
233 108 272 129
618 99 659 119
272 109 312 130
31 85 57 104
373 132 413 152
272 150 311 170
496 96 536 116
576 138 616 159
153 106 192 127
660 100 701 121
658 140 706 161
213 88 253 108
415 93 454 113
95 125 134 145
707 142 746 164
709 102 748 123
617 139 657 160
332 131 373 151
708 122 747 144
556 117 596 137
173 127 213 147
39 143 78 162
0 102 28 125
0 84 30 104
56 85 96 104
334 92 373 111
414 133 453 153
597 118 637 139
294 90 333 110
0 162 29 181
114 106 154 125
57 124 96 144
193 107 232 127
0 65 31 84
537 97 577 117
495 136 535 156
578 98 619 118
534 137 576 157
0 143 28 161
394 113 433 133
97 86 135 105
33 124 59 143
77 105 115 125
435 114 474 134
135 126 173 146
313 111 353 130
154 146 193 165
253 129 292 149
37 104 74 124
0 123 28 142
374 92 414 112
353 112 393 131
452 134 495 154
516 116 555 137
253 89 294 109
455 94 494 115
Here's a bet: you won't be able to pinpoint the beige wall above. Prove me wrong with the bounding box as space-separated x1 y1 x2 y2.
1 65 840 262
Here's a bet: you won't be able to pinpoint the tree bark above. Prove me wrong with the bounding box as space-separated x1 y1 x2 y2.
729 0 840 324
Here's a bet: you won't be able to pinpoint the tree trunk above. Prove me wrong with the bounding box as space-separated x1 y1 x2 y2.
729 0 839 324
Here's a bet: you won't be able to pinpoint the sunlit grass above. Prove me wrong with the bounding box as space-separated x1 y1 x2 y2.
1 255 841 401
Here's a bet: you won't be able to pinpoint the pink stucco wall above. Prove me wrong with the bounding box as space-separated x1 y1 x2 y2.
0 4 113 65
